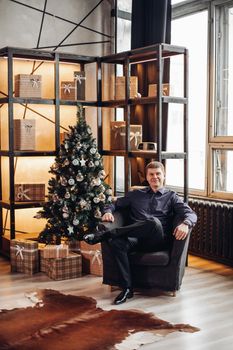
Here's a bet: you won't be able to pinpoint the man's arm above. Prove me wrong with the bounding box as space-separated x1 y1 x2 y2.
102 192 132 223
172 193 197 240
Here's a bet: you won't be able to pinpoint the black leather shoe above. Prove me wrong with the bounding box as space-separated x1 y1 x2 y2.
83 230 110 245
113 288 134 305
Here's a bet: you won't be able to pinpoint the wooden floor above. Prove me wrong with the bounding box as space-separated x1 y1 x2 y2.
0 254 233 350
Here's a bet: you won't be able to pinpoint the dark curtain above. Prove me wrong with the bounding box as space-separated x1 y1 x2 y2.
131 0 171 174
131 0 171 49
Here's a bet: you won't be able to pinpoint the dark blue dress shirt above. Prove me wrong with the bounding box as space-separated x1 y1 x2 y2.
104 187 197 235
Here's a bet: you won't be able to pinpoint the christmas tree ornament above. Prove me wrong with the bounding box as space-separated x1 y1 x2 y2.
80 157 86 166
93 197 100 203
76 172 84 182
90 147 97 154
67 225 74 234
64 192 70 199
68 178 75 186
72 159 79 166
36 104 112 244
64 158 70 166
60 177 68 186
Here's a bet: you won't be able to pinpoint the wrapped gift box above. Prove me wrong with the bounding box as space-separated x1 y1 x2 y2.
40 244 69 259
80 241 103 276
115 76 138 100
14 119 36 150
10 239 39 275
148 83 170 97
14 184 45 202
74 71 86 100
110 121 142 150
60 131 69 144
60 81 77 100
40 253 82 280
14 74 42 98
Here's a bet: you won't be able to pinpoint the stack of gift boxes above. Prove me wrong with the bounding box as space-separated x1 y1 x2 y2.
10 238 103 280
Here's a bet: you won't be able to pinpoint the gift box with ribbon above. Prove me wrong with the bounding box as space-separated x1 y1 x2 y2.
14 184 45 202
40 253 82 280
40 244 69 259
14 74 42 98
80 241 103 276
110 121 142 150
114 76 138 100
14 119 36 150
148 83 170 97
74 71 86 100
10 239 39 275
60 81 77 100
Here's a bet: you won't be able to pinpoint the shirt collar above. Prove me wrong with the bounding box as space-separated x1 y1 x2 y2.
146 186 167 195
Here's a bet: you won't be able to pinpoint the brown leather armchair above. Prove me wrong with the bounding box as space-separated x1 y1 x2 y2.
101 209 191 294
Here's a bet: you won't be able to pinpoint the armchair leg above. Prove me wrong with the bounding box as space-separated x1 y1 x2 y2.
171 291 176 297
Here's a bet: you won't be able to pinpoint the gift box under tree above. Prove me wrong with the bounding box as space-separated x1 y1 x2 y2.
40 253 82 280
14 184 45 202
39 244 69 259
80 241 103 276
110 121 142 150
60 81 77 100
14 74 42 98
10 239 39 275
14 119 36 151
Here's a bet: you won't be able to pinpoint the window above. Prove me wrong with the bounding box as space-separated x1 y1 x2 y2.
166 10 208 193
115 0 233 200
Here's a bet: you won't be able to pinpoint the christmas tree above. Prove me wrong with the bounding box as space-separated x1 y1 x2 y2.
36 105 112 244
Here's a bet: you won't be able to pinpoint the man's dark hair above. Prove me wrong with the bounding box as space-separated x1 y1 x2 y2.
145 161 165 176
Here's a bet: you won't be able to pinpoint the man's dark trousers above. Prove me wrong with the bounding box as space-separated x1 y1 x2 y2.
106 217 166 289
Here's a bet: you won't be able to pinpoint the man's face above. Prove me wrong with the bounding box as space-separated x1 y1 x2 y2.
146 167 165 191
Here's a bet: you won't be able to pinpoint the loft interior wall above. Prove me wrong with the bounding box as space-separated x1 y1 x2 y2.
0 0 114 56
0 0 114 141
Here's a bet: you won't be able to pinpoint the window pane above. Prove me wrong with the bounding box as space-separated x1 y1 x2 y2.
215 5 233 136
213 149 233 192
167 11 208 191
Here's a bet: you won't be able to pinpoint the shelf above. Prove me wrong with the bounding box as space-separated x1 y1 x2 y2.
101 43 187 64
101 150 128 157
0 150 56 157
0 97 98 106
0 200 46 209
100 96 188 108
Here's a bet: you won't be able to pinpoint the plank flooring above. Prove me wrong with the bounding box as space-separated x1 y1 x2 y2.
0 254 233 350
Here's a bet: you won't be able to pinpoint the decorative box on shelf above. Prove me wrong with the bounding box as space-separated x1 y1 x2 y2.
114 76 138 100
14 74 42 98
60 81 77 100
60 131 69 144
74 71 86 100
110 121 142 150
39 244 69 259
80 241 103 276
40 253 82 280
10 239 39 275
14 184 45 202
14 119 36 150
148 83 170 97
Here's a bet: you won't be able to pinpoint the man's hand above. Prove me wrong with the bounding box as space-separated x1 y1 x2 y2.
173 223 189 240
102 212 114 222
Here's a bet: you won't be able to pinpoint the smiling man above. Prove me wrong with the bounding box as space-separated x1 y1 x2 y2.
83 161 197 305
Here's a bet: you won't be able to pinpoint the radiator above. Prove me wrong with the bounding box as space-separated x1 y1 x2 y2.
188 199 233 267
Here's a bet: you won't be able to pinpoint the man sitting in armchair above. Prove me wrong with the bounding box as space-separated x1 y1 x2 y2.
84 161 197 305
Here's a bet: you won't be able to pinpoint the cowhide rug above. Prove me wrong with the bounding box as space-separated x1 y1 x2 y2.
0 289 199 350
